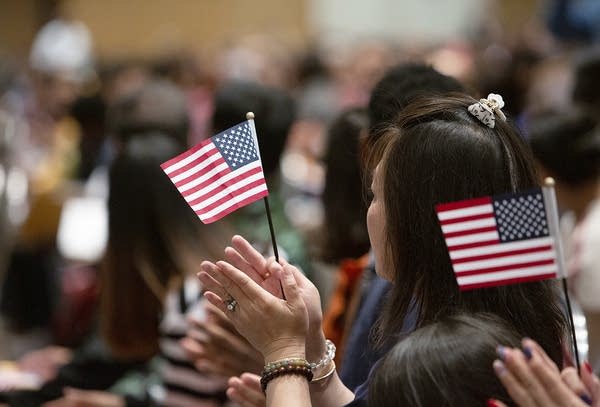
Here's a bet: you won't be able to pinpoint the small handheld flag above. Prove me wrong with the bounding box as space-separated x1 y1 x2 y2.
161 118 268 224
437 183 580 369
436 188 562 291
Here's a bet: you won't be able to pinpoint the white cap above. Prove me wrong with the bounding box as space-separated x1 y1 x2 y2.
29 19 94 82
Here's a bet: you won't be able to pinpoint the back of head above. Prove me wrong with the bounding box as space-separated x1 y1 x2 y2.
573 49 600 113
102 132 228 359
367 63 465 138
529 110 600 186
321 108 370 262
211 80 295 178
371 94 566 364
108 79 189 148
369 313 518 407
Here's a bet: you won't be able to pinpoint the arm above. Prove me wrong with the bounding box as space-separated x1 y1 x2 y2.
198 235 355 407
227 235 355 406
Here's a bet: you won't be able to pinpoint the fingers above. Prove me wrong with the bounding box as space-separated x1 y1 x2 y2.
231 235 269 276
523 338 559 373
524 345 586 405
580 361 600 403
493 358 538 407
227 374 266 407
203 291 228 314
215 260 272 303
494 345 590 407
280 264 303 309
561 367 593 405
225 246 265 284
198 262 229 300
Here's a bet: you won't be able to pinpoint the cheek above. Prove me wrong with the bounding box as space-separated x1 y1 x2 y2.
367 203 390 279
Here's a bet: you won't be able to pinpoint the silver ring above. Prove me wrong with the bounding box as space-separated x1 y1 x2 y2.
225 298 238 312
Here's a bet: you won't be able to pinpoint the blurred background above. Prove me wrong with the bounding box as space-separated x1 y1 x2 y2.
0 0 599 401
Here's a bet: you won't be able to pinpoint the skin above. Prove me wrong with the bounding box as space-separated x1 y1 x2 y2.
197 161 395 407
366 164 387 280
197 236 354 407
180 302 263 377
490 338 600 407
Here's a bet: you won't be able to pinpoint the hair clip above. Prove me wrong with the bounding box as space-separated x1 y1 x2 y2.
468 93 506 129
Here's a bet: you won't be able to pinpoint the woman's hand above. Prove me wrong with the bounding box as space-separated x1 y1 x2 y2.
197 256 308 362
489 338 600 407
227 373 266 407
180 302 263 377
223 236 327 362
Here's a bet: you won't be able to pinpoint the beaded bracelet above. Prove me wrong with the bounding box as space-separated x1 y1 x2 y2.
260 358 314 393
310 339 336 371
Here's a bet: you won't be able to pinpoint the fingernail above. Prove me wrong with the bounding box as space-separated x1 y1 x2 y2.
487 399 499 407
580 394 593 405
496 346 506 361
493 359 506 375
522 345 533 360
584 361 593 374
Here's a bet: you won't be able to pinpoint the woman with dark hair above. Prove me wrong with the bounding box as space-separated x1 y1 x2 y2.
6 132 232 406
369 313 520 407
198 94 567 407
101 132 228 360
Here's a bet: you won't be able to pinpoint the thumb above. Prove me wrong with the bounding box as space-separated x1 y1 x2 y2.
280 264 303 308
488 399 508 407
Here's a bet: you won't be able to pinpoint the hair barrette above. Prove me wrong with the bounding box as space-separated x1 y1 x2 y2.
468 93 506 129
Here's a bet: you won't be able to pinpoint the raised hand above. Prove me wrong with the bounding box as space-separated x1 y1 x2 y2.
223 235 327 362
490 338 599 407
197 258 308 362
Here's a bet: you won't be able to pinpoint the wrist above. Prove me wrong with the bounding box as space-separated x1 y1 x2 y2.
263 340 306 363
306 329 327 363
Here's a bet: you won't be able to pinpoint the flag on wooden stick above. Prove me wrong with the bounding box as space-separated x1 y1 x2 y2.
161 119 268 224
435 188 565 291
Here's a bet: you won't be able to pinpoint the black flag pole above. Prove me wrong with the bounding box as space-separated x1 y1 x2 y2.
543 177 580 371
263 196 280 263
247 112 284 299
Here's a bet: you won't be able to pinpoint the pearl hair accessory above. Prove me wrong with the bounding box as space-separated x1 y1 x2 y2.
468 93 507 129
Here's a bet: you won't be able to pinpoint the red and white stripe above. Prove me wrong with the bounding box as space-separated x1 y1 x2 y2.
436 196 559 290
161 138 268 224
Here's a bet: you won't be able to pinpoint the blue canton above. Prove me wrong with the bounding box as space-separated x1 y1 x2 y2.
213 122 259 169
492 190 549 242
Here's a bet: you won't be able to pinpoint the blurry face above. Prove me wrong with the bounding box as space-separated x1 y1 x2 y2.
367 163 389 280
32 71 81 119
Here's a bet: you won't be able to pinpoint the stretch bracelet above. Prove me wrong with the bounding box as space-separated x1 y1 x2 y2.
310 339 336 371
260 358 313 393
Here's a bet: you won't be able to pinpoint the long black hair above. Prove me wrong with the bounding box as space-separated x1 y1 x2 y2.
101 132 229 359
370 94 567 365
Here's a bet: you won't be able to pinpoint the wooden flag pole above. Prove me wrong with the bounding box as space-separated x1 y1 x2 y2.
543 177 580 371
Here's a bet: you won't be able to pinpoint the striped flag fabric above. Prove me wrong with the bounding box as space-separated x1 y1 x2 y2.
161 120 268 224
435 189 560 290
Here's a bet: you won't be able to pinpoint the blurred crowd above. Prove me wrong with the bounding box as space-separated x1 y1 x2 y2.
0 0 599 406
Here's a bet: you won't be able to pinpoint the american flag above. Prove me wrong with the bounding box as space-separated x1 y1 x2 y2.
161 120 268 224
436 189 561 290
